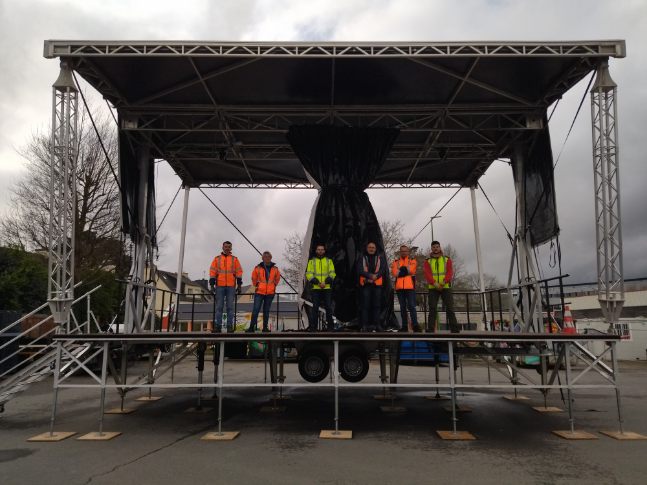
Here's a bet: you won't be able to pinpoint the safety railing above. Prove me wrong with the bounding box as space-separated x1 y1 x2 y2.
109 274 568 334
0 284 101 379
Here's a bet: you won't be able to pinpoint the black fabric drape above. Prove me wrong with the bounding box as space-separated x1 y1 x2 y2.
118 131 157 245
287 125 399 324
513 121 559 246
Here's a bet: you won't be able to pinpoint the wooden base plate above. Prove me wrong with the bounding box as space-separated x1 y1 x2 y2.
533 406 563 413
27 431 76 442
503 395 530 401
320 430 352 439
436 430 476 440
600 430 647 440
552 430 598 440
105 407 137 414
136 396 163 402
77 431 121 441
201 431 240 441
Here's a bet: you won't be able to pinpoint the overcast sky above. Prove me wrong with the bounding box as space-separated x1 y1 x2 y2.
1 0 646 288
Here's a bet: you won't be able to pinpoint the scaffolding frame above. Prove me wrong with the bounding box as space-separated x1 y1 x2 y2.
48 332 624 437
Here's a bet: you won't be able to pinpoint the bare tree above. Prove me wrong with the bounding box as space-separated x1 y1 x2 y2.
379 219 411 259
0 110 124 277
463 272 501 290
442 244 467 288
282 232 305 288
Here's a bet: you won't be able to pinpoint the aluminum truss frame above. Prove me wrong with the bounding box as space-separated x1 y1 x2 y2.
590 60 625 331
48 333 624 437
55 41 621 191
44 40 626 59
47 61 79 326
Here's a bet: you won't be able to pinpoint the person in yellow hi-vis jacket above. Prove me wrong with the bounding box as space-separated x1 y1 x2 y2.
305 243 336 331
423 240 460 333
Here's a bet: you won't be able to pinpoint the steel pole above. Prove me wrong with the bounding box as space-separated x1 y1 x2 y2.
175 186 191 298
470 186 488 330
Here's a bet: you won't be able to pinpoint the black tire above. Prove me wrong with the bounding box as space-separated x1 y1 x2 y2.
339 350 369 383
298 349 330 383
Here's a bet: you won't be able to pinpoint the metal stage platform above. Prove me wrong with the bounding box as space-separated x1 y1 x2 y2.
48 331 624 440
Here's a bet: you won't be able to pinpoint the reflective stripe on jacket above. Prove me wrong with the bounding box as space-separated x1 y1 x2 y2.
359 254 385 286
209 254 243 287
305 257 336 290
391 257 417 290
423 256 452 289
251 263 281 295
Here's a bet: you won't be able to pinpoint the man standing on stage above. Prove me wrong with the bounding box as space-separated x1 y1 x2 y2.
209 241 243 332
357 241 388 332
391 244 421 332
305 243 336 331
424 240 460 333
248 251 281 333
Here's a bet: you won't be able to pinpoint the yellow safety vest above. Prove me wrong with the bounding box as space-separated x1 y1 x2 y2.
427 256 450 289
306 257 336 290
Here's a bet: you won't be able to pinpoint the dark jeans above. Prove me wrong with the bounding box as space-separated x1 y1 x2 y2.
360 284 383 330
427 288 459 332
310 290 334 330
215 286 236 331
249 293 274 331
396 289 418 330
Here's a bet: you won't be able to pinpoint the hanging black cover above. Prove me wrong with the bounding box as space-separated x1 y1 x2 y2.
513 122 559 246
119 131 157 245
287 125 399 324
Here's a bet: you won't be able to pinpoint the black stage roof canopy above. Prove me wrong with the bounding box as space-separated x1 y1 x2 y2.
45 40 625 188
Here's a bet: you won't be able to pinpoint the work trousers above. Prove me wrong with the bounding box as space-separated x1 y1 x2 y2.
310 290 334 330
396 289 418 330
249 293 275 331
360 284 383 331
427 288 459 332
214 286 236 331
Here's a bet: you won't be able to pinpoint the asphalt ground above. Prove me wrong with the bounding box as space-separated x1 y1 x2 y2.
1 356 646 485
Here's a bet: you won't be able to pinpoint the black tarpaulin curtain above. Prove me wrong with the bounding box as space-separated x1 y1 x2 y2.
119 132 157 245
287 125 399 324
513 122 559 246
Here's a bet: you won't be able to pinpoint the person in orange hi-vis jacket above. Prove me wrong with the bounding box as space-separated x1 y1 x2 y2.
209 241 243 332
390 244 421 332
247 251 281 333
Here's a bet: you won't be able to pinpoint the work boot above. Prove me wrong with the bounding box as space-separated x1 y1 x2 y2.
412 325 422 333
262 327 270 333
245 327 256 333
450 323 461 334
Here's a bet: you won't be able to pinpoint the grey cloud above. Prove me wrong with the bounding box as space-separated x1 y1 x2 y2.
1 0 646 288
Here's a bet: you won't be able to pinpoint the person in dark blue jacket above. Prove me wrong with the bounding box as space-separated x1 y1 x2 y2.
357 242 389 332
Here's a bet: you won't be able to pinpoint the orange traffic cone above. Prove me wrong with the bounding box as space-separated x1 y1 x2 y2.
562 305 576 334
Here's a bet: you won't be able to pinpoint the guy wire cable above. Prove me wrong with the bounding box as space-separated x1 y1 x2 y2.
199 188 298 293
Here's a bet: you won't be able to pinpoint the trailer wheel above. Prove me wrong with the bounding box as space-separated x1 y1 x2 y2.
339 350 369 383
298 349 330 383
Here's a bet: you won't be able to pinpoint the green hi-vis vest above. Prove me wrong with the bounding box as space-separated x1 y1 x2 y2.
427 256 450 289
306 257 336 290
